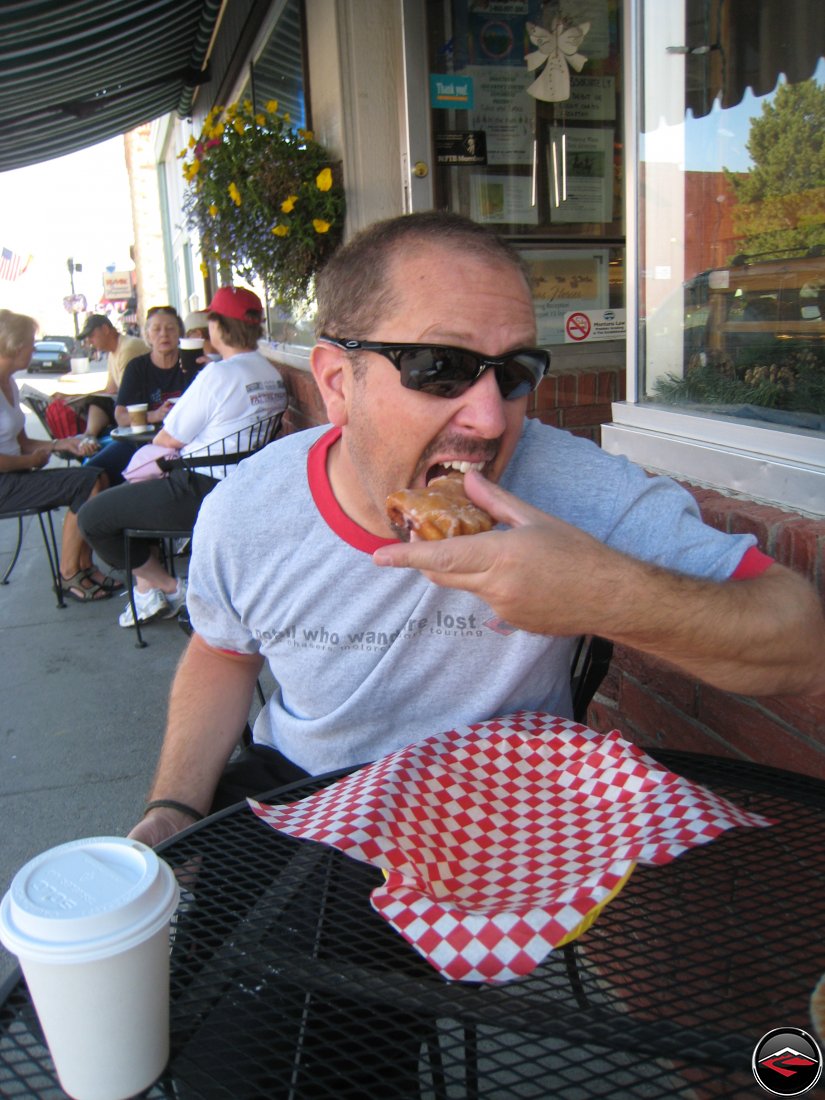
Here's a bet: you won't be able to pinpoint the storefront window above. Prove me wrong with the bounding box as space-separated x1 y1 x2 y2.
427 0 624 344
638 0 825 434
241 0 307 129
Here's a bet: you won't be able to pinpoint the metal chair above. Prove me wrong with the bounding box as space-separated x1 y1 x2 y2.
0 505 65 608
124 410 284 647
570 634 614 723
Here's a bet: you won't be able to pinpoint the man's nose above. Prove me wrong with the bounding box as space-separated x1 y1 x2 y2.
452 365 508 437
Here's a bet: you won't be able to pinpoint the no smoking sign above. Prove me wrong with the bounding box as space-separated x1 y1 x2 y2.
565 312 591 341
563 309 626 344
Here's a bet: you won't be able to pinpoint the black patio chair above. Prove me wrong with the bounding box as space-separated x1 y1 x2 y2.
570 634 614 723
0 504 65 608
124 410 284 647
17 387 85 464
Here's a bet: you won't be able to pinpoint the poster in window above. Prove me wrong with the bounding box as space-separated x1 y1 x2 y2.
452 0 543 69
470 173 538 225
521 248 609 344
566 75 615 121
465 65 535 165
547 127 614 224
556 0 610 59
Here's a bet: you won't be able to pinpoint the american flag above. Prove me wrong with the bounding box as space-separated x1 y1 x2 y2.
0 247 30 282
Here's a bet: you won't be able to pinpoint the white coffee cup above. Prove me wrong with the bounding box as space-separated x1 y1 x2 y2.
126 403 148 428
0 836 180 1100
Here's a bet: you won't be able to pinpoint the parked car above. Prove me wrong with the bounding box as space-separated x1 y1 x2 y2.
27 339 73 373
42 334 81 355
684 250 825 366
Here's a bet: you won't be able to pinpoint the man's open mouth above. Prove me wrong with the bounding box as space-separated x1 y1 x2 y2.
425 459 486 485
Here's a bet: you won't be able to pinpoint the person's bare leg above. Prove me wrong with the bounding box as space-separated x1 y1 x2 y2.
85 403 112 438
133 550 178 596
60 477 113 593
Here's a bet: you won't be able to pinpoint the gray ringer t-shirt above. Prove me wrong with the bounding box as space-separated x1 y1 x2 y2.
187 418 758 775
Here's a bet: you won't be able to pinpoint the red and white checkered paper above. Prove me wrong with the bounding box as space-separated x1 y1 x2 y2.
250 713 772 983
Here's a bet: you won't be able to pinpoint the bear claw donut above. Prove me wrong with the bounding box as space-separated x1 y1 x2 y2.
386 473 493 541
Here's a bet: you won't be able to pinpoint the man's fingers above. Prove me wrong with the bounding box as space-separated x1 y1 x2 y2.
462 470 556 529
374 528 500 577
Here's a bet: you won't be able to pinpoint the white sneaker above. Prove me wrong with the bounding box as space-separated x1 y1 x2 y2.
118 587 170 628
160 579 188 619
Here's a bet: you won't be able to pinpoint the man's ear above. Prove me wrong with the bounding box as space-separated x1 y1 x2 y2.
310 341 350 427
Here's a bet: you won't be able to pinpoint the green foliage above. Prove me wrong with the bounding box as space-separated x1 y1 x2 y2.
654 349 825 414
724 80 825 259
181 99 345 310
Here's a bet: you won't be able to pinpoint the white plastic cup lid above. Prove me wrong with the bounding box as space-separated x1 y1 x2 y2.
127 403 148 411
0 837 179 964
179 338 204 350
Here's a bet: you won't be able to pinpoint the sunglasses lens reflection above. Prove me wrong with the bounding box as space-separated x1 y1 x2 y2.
399 348 546 400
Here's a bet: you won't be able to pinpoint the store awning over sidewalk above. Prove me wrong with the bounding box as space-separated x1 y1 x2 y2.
0 0 224 172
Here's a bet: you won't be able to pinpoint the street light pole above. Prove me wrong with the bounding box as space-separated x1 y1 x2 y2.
66 257 82 339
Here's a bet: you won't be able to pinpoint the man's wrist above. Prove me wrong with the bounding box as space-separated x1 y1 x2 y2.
143 798 205 822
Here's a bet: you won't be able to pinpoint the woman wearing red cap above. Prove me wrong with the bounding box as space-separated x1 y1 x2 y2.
78 287 288 628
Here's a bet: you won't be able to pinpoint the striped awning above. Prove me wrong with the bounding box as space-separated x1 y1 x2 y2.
0 0 223 172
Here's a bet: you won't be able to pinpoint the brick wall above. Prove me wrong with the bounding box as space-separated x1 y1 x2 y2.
268 354 824 777
528 364 625 443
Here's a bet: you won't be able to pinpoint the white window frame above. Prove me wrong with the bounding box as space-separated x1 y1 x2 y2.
601 0 825 518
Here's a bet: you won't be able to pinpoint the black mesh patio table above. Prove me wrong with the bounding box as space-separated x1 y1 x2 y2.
2 750 825 1099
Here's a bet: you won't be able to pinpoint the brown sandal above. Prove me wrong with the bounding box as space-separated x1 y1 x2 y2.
83 567 124 592
59 570 113 602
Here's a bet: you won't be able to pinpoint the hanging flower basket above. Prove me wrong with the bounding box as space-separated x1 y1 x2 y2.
181 99 345 311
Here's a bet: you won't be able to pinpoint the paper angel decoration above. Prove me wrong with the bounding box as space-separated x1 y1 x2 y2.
525 17 590 102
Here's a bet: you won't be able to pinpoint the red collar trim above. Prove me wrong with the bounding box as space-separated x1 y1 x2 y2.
308 427 398 553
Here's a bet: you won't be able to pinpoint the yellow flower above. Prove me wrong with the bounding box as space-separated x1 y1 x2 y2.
271 225 289 237
298 128 314 141
316 168 332 192
265 99 279 113
242 99 253 114
177 148 187 159
208 203 218 217
225 103 237 118
280 194 298 213
228 182 242 206
313 219 331 234
255 114 266 126
188 135 196 148
199 261 209 277
233 118 245 135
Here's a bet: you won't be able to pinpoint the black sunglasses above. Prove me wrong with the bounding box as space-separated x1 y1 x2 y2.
319 336 550 400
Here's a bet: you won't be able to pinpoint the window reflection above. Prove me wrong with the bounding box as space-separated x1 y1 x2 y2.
640 0 825 430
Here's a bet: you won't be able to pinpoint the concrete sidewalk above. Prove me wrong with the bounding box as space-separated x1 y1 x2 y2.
0 376 188 983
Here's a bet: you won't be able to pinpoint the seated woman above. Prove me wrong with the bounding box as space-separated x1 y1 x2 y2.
78 287 287 628
84 306 189 486
0 310 118 602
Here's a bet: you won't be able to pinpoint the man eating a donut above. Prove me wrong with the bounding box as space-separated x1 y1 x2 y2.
130 212 825 848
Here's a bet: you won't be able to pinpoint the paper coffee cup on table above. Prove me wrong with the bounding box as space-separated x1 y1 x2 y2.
178 338 204 375
126 403 148 427
0 836 180 1100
